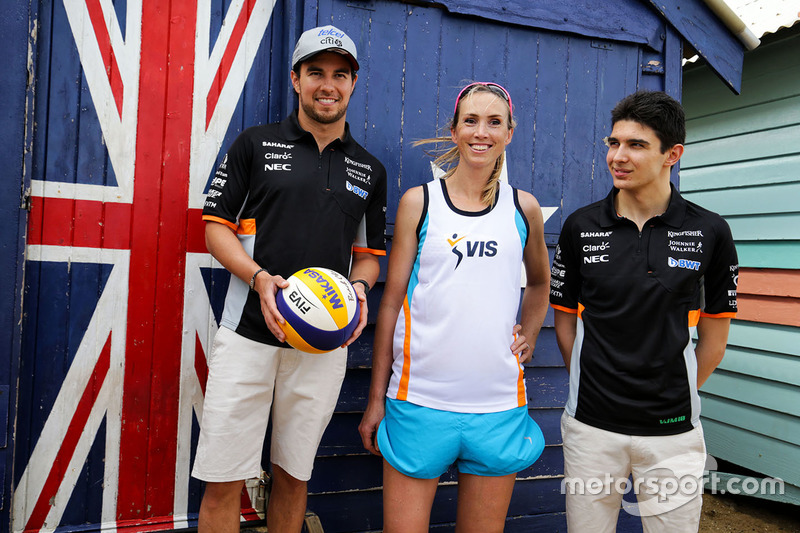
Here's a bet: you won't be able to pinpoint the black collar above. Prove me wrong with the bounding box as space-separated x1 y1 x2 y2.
279 110 359 156
599 183 687 228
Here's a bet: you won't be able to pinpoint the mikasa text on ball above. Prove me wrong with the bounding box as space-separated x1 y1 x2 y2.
275 267 360 353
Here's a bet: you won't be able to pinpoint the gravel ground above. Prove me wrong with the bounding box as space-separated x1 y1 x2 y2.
700 491 800 532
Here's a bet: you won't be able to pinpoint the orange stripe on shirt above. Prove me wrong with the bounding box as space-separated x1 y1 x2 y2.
396 297 412 401
202 215 238 232
550 303 584 319
353 246 387 256
700 311 737 319
236 218 256 235
688 309 701 327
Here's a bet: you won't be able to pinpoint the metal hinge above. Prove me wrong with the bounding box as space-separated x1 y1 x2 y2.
591 40 613 50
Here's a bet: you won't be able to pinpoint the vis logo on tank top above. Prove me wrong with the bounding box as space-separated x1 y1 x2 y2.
447 233 499 269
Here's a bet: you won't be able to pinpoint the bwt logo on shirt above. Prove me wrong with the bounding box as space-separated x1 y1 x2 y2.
668 257 701 271
346 180 368 199
448 234 498 270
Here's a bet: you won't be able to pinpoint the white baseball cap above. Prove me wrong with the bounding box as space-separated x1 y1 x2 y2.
292 25 359 71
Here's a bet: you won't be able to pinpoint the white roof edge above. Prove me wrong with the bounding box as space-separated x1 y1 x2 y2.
724 0 800 40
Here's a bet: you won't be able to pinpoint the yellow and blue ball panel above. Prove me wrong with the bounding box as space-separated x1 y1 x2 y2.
275 267 360 353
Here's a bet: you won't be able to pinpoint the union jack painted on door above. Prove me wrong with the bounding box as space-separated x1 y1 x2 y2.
15 0 279 530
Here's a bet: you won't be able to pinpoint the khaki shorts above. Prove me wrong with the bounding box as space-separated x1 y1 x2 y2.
192 326 347 482
561 413 706 533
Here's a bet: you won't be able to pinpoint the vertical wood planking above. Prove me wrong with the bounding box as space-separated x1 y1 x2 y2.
400 5 444 205
504 26 539 194
563 38 600 223
0 0 29 517
531 31 568 234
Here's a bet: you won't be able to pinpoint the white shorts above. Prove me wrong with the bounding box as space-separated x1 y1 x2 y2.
561 413 706 533
192 326 347 482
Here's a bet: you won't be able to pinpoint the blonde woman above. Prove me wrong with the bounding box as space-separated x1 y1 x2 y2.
359 82 550 533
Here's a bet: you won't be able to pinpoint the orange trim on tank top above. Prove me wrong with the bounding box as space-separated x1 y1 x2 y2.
514 332 526 407
396 297 412 400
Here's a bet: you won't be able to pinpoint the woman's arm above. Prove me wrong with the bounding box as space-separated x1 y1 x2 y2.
512 191 551 363
358 186 425 454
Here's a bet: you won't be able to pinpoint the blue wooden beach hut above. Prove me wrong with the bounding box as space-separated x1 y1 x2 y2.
0 0 749 531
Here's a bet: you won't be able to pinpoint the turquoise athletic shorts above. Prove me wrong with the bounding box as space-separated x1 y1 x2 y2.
377 398 545 479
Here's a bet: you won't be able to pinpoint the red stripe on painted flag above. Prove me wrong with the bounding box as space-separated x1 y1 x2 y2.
86 0 124 116
24 337 112 532
240 487 261 522
28 196 133 249
195 333 209 395
117 0 196 519
187 208 208 254
206 0 258 127
113 516 186 532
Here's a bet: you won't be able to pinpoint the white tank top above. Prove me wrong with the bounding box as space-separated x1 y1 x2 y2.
386 178 529 413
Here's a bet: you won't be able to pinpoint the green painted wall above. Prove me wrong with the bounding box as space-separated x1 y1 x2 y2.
682 24 800 504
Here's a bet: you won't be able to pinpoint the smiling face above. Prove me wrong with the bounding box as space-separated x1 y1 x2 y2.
291 51 357 127
605 119 683 194
450 91 514 170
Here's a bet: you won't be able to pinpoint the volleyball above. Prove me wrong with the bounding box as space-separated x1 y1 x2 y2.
275 267 361 353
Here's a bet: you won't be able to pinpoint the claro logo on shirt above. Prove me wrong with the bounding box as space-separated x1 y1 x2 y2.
262 142 294 171
582 241 610 264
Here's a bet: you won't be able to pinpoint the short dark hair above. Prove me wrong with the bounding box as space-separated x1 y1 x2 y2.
611 90 685 153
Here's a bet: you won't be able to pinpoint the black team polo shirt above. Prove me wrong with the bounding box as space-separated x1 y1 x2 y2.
202 111 387 347
550 185 738 436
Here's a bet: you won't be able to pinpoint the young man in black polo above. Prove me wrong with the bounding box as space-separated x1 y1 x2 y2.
550 90 738 531
193 25 386 533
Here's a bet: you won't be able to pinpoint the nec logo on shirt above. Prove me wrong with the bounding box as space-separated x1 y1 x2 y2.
583 255 609 264
668 257 701 271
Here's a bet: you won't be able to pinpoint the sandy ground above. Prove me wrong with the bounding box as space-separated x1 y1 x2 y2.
700 491 800 532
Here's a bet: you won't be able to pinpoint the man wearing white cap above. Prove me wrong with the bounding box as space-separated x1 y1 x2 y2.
193 25 387 532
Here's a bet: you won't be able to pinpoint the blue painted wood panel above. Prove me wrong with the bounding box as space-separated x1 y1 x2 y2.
1 0 30 522
645 0 743 93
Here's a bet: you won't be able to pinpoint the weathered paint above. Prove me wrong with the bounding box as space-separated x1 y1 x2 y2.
15 0 278 530
1 0 748 531
1 0 33 527
684 23 800 505
737 268 800 327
